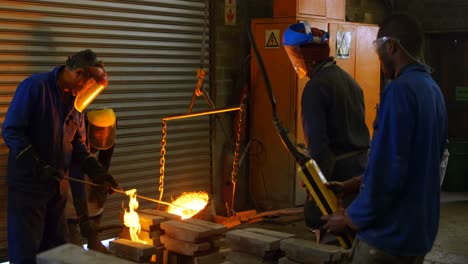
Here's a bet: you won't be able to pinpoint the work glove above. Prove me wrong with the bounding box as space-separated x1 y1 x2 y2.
88 175 119 208
82 155 119 193
88 174 118 208
37 163 63 182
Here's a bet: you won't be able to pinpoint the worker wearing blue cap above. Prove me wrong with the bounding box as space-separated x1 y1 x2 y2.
283 22 370 234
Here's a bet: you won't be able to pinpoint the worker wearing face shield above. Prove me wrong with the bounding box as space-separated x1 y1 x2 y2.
67 108 117 253
2 49 119 263
282 22 370 234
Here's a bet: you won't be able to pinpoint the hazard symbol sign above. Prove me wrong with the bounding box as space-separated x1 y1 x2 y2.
265 30 280 48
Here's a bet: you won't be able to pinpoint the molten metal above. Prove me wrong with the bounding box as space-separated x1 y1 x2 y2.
123 189 147 244
167 191 209 219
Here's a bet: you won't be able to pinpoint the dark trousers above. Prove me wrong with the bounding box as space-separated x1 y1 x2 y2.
349 239 425 264
8 182 68 264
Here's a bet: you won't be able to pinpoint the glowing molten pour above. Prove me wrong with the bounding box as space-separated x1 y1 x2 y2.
123 189 146 244
167 191 209 219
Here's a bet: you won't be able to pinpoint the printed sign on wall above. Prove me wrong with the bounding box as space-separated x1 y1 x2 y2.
225 0 236 26
265 30 280 48
336 31 352 59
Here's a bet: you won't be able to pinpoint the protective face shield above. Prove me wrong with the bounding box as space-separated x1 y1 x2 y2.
282 21 329 78
86 108 116 150
74 64 108 113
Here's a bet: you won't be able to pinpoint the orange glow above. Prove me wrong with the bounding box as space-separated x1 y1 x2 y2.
123 189 146 244
167 191 209 219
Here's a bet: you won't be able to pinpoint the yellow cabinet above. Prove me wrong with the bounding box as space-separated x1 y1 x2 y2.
274 0 345 21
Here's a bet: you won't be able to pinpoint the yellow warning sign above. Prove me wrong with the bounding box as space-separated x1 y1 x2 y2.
265 30 280 48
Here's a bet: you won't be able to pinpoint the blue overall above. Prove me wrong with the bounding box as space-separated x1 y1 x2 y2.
347 64 448 256
2 66 88 263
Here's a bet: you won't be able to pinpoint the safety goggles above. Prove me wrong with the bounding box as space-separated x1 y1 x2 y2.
372 36 400 52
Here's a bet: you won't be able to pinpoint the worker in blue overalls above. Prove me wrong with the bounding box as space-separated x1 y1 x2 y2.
3 49 119 263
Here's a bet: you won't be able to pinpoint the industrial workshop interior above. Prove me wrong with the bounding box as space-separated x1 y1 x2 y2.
0 0 467 263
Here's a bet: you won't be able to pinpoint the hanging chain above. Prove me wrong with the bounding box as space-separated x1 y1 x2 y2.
158 120 168 205
190 0 210 108
158 0 210 208
229 104 245 213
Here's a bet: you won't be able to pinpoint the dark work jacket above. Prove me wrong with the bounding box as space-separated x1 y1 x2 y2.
302 57 370 182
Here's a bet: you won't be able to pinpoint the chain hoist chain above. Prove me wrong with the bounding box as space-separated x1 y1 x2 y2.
230 104 245 188
158 120 167 203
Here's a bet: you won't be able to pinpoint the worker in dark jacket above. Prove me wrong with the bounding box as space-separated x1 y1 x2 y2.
67 108 117 253
282 23 370 230
321 13 448 263
2 49 118 263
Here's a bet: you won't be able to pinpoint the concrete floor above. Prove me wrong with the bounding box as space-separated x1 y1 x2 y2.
241 191 468 264
424 192 468 264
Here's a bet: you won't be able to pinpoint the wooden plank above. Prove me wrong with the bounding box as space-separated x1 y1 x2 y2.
225 229 281 258
36 243 134 264
139 230 163 247
280 238 345 263
212 210 259 228
138 212 165 231
163 250 194 264
226 251 276 264
161 220 225 242
138 208 182 221
193 248 231 264
160 235 211 256
213 215 241 228
119 227 163 246
109 238 159 263
210 236 226 249
243 228 295 240
183 218 227 233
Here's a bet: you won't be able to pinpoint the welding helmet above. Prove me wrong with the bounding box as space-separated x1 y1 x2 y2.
86 108 116 150
74 63 108 113
282 21 330 78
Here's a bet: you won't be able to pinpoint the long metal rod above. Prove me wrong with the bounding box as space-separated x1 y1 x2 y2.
162 106 241 121
64 176 195 212
110 188 184 209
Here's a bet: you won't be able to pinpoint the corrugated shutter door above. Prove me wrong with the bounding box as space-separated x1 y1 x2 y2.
0 0 210 260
